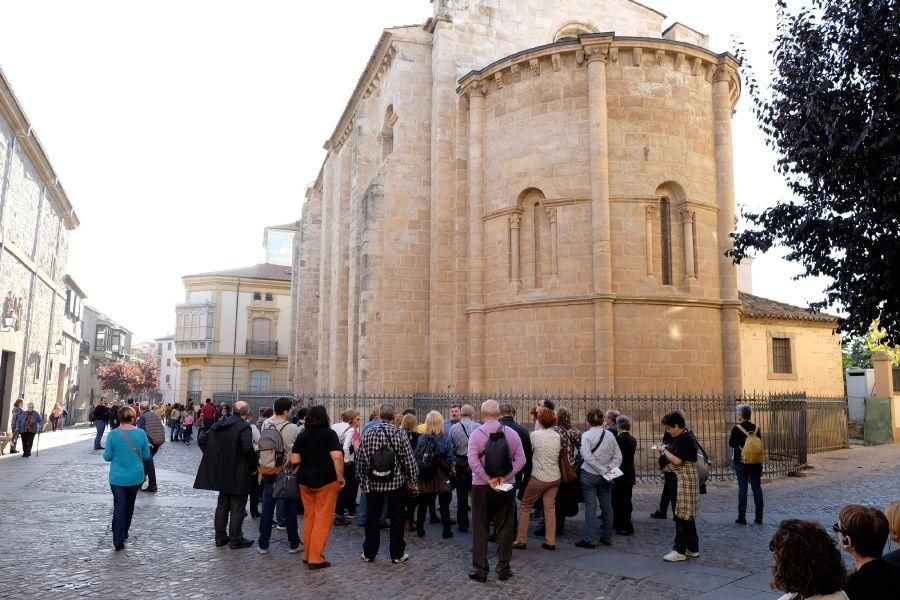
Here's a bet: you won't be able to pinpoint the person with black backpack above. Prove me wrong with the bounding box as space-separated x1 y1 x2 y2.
467 400 526 583
356 403 419 564
413 411 456 539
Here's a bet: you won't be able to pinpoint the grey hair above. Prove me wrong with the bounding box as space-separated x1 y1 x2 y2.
606 409 620 420
461 404 475 417
234 401 252 417
140 401 150 410
379 403 396 422
616 415 631 430
480 400 499 419
737 404 752 420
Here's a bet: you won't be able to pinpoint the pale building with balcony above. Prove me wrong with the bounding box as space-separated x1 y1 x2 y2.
77 306 133 406
175 263 291 403
154 334 180 404
263 222 298 267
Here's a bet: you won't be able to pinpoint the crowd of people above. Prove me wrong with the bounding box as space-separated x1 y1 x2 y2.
3 399 71 457
93 396 900 597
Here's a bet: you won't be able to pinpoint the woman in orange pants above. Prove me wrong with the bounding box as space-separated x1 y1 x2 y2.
290 405 345 569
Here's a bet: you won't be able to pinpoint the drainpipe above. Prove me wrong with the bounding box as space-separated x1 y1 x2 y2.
230 277 241 393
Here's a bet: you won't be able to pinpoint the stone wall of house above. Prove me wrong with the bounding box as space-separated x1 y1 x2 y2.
740 319 844 397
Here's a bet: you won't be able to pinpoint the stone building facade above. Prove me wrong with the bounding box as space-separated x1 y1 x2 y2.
76 306 133 409
289 0 841 395
0 68 80 432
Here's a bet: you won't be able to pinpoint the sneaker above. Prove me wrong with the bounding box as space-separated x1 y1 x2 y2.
684 550 701 558
347 512 358 519
258 547 269 555
361 553 374 562
289 546 303 554
276 525 286 531
391 553 410 564
663 550 687 562
334 515 351 526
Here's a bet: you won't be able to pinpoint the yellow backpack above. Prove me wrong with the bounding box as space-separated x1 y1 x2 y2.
738 424 765 465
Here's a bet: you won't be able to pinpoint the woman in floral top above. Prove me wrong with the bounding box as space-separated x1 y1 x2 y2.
544 408 581 537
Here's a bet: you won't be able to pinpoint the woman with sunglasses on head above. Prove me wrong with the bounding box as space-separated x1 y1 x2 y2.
835 504 900 599
769 519 847 600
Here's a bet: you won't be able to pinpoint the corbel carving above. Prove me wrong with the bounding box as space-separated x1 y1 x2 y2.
655 50 665 66
674 53 685 71
691 57 703 76
494 71 504 89
575 48 585 65
544 206 558 224
609 47 619 63
551 53 562 72
632 47 643 67
529 58 540 78
510 63 521 82
705 64 715 82
680 208 695 223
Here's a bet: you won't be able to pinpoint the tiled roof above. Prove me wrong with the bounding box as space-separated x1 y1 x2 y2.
184 263 291 282
739 292 839 323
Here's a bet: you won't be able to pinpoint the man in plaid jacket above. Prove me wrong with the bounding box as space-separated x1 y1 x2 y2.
356 403 419 563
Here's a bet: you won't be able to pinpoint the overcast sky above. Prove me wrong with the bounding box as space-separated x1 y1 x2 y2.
0 0 827 343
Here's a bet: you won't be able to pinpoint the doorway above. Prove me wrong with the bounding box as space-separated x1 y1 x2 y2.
0 352 14 432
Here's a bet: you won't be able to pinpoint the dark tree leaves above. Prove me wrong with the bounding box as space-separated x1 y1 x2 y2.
731 0 900 342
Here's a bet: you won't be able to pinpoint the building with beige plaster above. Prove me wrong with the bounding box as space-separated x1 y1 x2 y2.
289 0 844 396
175 262 292 403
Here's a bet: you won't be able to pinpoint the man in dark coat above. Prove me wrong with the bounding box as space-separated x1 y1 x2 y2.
194 401 256 548
613 415 637 535
498 404 532 498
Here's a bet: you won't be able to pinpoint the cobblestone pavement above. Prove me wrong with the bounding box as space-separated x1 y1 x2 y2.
0 425 897 599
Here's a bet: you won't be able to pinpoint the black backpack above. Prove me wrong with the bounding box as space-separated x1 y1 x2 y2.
415 435 439 481
480 426 513 478
369 426 396 483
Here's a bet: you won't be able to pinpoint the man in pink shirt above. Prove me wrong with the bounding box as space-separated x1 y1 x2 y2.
466 399 526 583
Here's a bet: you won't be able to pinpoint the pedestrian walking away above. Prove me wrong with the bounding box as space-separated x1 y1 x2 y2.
194 401 257 549
729 403 765 525
515 407 562 551
612 415 637 536
356 403 419 564
291 405 345 569
449 404 479 533
92 399 110 450
103 406 151 550
414 411 456 539
468 399 526 583
331 409 361 526
256 398 302 555
14 402 43 458
137 400 166 493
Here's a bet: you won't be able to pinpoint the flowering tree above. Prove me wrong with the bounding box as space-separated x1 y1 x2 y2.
97 360 159 399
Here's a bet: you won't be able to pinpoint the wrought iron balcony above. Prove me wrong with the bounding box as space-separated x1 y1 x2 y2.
246 340 278 356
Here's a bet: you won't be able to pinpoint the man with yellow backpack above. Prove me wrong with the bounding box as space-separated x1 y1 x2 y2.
728 404 765 525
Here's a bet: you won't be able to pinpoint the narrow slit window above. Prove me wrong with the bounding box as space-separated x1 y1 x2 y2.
660 198 673 285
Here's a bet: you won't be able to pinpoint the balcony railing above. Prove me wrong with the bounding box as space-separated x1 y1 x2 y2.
176 340 213 355
246 340 278 356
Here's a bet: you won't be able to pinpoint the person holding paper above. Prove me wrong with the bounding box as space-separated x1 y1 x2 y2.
575 409 623 549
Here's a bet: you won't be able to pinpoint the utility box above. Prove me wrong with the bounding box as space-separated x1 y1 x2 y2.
845 368 874 422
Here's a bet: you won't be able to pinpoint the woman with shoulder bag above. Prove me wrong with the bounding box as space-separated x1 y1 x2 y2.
515 407 562 551
658 410 701 562
545 408 581 538
103 406 151 550
414 411 457 539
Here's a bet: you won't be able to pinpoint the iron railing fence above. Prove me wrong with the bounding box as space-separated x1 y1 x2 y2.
290 391 848 482
246 341 278 356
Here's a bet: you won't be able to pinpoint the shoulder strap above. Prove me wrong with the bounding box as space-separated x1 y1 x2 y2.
118 430 144 463
462 422 472 439
590 429 606 455
737 424 754 437
688 430 710 463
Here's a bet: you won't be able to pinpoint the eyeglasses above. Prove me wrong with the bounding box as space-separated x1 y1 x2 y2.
832 523 847 536
768 540 776 552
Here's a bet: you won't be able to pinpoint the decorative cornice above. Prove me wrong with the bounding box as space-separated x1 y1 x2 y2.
0 68 79 230
481 206 523 222
467 293 738 315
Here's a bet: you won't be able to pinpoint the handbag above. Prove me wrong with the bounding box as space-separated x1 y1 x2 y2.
273 464 299 501
558 431 578 483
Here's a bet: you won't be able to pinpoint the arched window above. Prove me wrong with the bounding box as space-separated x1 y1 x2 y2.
519 189 552 289
188 369 202 392
380 105 396 159
660 197 673 285
249 370 270 393
553 22 597 42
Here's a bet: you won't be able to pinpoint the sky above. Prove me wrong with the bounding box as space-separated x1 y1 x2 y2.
0 0 829 343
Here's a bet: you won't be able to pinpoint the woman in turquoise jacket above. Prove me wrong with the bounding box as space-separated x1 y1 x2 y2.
103 406 151 550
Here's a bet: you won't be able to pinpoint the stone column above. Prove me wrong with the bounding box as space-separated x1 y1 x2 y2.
466 85 486 392
546 206 558 279
681 208 696 278
508 213 521 286
644 205 656 275
713 61 742 394
586 43 615 393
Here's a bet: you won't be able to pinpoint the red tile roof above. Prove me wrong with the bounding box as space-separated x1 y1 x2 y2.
739 292 839 323
184 263 291 281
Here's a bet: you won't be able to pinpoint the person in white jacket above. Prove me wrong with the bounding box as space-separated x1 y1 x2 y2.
331 409 360 525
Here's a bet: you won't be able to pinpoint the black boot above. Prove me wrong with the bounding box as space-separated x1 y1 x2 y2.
754 506 763 525
735 511 747 525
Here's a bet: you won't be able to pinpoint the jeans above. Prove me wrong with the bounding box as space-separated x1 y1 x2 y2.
182 424 193 444
356 488 387 526
471 484 516 577
214 493 248 542
674 517 699 554
258 478 300 550
170 422 181 442
94 421 107 449
110 483 141 547
580 469 614 542
734 462 763 515
143 445 158 489
362 488 407 560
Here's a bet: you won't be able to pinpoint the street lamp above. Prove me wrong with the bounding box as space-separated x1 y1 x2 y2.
54 339 64 354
